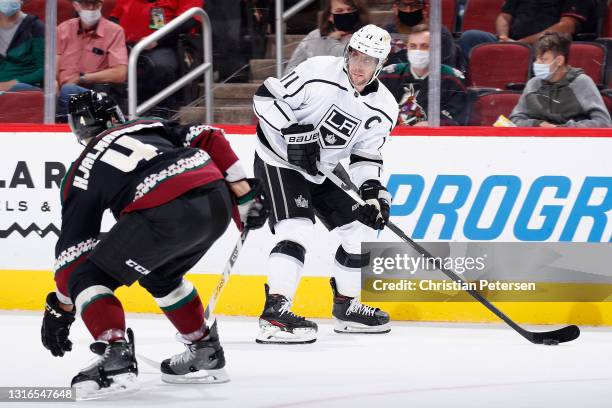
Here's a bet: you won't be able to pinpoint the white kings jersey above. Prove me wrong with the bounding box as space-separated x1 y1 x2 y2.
253 55 399 187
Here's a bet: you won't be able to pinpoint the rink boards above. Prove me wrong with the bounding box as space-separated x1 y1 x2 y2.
0 125 610 325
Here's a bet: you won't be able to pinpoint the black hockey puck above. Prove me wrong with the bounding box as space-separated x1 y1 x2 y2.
543 339 559 346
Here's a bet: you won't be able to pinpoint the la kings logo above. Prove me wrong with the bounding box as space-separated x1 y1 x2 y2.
316 105 361 149
294 195 308 208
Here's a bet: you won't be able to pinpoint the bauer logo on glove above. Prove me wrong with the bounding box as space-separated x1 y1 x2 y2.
286 131 320 144
282 124 321 176
282 124 320 144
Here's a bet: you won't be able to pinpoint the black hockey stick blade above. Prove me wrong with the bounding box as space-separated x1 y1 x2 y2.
325 163 581 345
524 324 580 344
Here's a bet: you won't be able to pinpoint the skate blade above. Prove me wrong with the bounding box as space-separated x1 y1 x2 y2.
256 324 317 344
333 318 391 334
75 373 140 400
161 368 230 384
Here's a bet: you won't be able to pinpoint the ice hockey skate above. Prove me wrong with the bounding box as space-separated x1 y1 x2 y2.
256 284 318 344
71 328 139 400
330 278 390 334
161 321 229 384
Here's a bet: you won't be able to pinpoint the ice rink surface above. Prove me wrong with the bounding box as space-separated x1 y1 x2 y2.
1 311 611 408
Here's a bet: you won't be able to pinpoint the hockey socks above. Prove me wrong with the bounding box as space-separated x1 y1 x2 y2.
154 279 207 341
267 240 304 299
76 285 126 342
332 244 367 298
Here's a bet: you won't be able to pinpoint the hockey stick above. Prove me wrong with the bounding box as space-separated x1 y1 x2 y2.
204 227 251 324
319 163 580 345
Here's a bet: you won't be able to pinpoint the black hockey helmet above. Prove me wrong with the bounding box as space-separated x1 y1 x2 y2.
68 90 125 144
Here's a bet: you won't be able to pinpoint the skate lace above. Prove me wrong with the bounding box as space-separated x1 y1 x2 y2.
278 299 304 321
346 298 376 317
169 344 196 367
81 343 113 372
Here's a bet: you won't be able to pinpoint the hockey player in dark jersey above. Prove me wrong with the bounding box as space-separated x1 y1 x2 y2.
253 25 399 344
39 91 268 398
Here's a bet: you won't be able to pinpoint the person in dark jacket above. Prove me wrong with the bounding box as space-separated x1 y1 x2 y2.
458 0 597 61
510 32 610 127
0 0 44 91
379 24 468 126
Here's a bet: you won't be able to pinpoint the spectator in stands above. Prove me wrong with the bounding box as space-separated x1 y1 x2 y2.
458 0 598 59
379 24 468 126
0 0 44 92
208 0 245 82
110 0 202 112
284 0 369 74
384 0 459 68
510 32 610 127
56 0 128 121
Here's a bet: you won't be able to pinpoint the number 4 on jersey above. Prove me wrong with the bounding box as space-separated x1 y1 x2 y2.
101 136 159 172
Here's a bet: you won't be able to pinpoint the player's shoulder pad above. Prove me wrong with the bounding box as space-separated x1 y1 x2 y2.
93 118 163 139
375 80 400 112
362 82 399 129
182 123 224 147
297 55 343 74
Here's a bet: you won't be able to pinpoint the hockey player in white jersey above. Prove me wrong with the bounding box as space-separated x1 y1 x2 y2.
252 24 399 344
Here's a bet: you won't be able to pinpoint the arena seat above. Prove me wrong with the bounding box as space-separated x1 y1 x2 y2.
468 90 521 126
442 0 457 32
460 0 505 34
467 42 532 89
23 0 76 24
0 91 44 123
102 0 116 18
568 42 607 87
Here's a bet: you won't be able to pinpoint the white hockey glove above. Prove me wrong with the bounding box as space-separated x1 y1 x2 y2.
236 178 269 230
358 180 391 230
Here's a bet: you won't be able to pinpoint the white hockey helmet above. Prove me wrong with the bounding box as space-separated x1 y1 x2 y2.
344 24 392 87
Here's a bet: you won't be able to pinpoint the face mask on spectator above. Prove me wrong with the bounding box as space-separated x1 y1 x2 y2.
398 9 423 27
408 50 429 69
533 57 560 80
333 11 360 32
0 0 21 17
79 9 102 26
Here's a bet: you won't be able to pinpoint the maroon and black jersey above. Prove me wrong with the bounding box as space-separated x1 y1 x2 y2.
54 119 245 303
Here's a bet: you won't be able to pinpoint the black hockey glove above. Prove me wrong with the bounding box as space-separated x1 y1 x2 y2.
236 178 269 230
41 292 75 357
358 180 391 230
282 124 320 176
